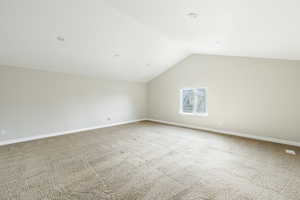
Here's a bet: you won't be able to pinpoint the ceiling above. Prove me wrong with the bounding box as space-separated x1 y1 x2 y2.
1 0 300 82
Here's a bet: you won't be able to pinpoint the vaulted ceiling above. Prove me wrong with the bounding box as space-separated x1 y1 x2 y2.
1 0 300 82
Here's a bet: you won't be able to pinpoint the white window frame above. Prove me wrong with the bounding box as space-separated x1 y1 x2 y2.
179 88 208 116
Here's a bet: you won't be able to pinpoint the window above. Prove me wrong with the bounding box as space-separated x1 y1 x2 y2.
180 88 207 116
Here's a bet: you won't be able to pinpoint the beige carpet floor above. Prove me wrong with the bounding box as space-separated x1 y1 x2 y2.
0 121 300 200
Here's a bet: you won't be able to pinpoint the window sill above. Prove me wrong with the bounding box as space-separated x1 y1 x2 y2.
179 112 208 116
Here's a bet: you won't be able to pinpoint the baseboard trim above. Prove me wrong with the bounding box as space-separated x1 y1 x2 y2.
2 118 299 148
147 118 300 147
0 119 147 146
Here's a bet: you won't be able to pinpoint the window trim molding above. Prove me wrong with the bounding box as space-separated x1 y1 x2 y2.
179 88 208 116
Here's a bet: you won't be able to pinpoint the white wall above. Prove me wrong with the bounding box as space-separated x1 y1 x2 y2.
0 66 147 142
148 54 300 142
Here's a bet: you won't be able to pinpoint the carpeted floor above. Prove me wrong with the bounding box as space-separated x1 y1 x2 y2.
0 121 300 200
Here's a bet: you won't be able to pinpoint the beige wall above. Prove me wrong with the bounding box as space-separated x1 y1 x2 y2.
0 66 147 141
148 54 300 142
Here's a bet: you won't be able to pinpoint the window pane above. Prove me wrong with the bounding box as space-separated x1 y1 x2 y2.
195 89 206 113
182 89 194 113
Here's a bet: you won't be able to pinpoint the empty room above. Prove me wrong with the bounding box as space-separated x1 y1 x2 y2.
1 0 300 199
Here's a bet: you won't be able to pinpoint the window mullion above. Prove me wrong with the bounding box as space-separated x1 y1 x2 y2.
193 89 197 114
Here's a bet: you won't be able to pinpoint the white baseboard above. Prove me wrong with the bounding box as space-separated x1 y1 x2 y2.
0 119 146 146
146 118 300 148
2 118 299 148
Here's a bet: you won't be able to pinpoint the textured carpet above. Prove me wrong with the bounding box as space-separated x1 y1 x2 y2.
0 121 300 200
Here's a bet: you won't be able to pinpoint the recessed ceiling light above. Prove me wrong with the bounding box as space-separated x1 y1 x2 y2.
187 12 199 18
56 36 65 42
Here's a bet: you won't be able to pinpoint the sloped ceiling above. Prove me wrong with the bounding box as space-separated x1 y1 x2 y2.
1 0 300 82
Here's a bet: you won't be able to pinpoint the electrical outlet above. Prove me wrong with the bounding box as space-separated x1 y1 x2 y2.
107 117 111 121
285 149 296 155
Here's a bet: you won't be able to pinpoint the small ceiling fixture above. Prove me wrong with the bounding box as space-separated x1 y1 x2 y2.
187 12 199 18
56 36 65 42
113 54 120 57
